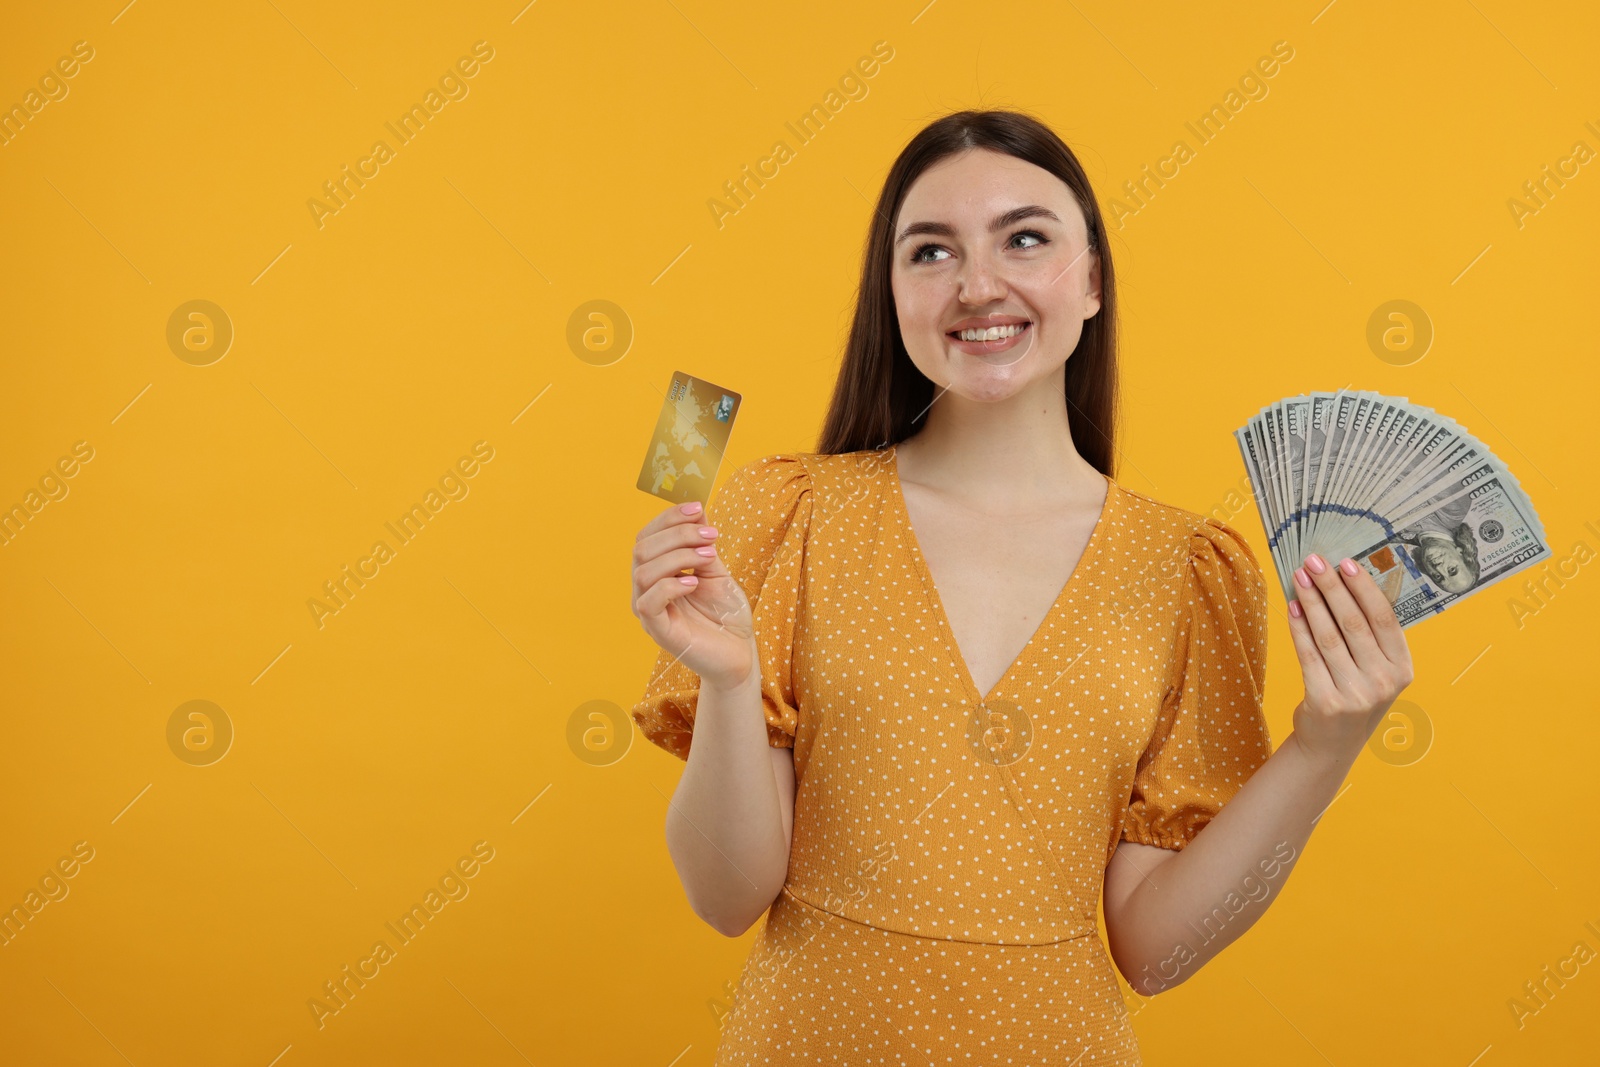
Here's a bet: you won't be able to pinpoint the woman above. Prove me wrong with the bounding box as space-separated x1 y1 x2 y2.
629 109 1413 1064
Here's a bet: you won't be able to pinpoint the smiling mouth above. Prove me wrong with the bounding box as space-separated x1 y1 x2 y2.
948 321 1031 342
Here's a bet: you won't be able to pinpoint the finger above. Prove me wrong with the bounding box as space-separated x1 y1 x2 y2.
1284 596 1336 698
633 542 733 598
1303 553 1386 675
633 514 721 584
633 571 703 639
636 498 710 543
1292 562 1360 691
1335 556 1411 665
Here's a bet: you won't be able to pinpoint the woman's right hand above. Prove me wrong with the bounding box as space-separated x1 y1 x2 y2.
632 499 759 691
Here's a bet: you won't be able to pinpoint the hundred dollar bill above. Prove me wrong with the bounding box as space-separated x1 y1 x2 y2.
1347 473 1551 627
1235 391 1552 628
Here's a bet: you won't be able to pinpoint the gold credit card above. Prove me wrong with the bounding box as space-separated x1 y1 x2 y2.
636 370 742 506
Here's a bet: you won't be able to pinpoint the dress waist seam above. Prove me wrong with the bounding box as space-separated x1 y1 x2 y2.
778 886 1098 946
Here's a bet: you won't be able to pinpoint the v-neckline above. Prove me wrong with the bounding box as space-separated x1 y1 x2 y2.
884 443 1116 707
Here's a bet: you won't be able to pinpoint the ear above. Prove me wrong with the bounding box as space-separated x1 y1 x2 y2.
1083 249 1103 320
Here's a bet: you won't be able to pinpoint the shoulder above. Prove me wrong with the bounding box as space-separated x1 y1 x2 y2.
714 449 890 517
1114 483 1265 596
712 452 814 518
704 454 829 565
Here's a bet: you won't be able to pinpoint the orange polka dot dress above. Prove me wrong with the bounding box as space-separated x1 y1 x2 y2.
632 446 1274 1065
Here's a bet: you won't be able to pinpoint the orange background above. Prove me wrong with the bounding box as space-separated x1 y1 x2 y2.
1 1 1595 1063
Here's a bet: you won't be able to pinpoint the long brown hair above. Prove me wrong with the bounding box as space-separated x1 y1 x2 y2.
814 108 1119 477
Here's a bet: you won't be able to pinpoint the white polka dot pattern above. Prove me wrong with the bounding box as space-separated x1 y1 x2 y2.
632 448 1275 1063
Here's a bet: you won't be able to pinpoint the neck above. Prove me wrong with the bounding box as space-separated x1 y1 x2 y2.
897 365 1104 509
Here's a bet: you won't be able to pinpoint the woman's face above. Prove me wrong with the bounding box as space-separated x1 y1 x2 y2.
890 147 1101 405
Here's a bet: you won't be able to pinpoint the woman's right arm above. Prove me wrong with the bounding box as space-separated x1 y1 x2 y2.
632 500 796 937
664 660 795 937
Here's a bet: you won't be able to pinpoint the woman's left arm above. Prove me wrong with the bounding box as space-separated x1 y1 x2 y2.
1103 551 1415 997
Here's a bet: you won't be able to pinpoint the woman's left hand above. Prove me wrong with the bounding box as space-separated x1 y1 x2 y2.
1286 552 1415 763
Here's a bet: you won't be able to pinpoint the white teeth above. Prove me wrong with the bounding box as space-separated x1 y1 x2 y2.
956 323 1026 341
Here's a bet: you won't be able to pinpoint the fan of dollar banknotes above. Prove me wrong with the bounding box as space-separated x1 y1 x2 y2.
1234 390 1551 628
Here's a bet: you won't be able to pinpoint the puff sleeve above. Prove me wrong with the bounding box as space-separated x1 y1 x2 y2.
630 454 813 761
1121 518 1274 851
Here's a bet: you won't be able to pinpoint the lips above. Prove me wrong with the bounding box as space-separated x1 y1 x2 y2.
947 321 1031 344
946 315 1031 339
944 318 1033 357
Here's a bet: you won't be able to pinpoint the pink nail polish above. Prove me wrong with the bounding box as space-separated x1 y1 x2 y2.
1289 599 1302 618
1340 558 1358 576
1306 554 1326 574
1295 567 1312 588
680 501 701 515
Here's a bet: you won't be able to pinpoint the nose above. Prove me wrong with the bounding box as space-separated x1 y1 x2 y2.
956 247 1008 305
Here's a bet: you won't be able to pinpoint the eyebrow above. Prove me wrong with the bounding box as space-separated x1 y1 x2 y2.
894 204 1063 245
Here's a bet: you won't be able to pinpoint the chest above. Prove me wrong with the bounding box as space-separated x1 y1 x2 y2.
898 485 1101 700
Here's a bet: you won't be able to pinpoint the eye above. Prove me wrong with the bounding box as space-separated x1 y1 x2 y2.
915 227 1049 262
909 230 1050 264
